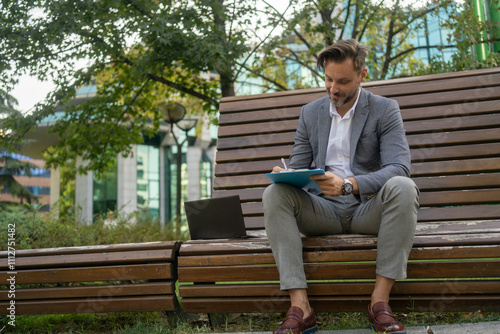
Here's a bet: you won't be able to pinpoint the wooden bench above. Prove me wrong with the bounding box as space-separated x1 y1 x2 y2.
0 241 181 315
177 67 500 315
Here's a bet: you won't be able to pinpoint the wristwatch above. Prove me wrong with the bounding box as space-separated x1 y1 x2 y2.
342 178 353 195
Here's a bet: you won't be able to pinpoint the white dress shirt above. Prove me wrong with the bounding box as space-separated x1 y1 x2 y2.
325 92 361 179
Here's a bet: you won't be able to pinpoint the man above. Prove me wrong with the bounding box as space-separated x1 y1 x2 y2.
263 39 419 334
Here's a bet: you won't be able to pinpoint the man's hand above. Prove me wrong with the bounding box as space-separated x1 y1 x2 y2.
310 172 344 197
271 166 294 173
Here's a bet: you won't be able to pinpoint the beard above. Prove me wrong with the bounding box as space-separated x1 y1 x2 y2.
328 82 360 108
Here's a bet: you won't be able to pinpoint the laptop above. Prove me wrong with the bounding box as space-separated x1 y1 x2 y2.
184 195 248 240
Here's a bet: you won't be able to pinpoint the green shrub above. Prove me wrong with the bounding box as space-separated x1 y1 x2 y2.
0 203 189 250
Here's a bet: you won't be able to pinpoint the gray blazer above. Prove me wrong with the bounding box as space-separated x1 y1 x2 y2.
288 87 411 203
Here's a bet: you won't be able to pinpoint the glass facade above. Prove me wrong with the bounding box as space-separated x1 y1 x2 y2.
166 143 188 220
92 159 117 216
411 11 456 65
137 145 160 217
200 152 213 200
0 152 51 211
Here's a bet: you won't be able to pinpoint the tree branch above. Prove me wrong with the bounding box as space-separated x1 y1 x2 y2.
389 43 473 63
339 0 353 41
235 0 292 79
381 0 399 80
75 30 219 107
358 0 385 41
351 0 361 39
393 0 454 36
123 0 153 18
284 49 322 77
236 61 289 91
98 79 150 161
146 72 219 107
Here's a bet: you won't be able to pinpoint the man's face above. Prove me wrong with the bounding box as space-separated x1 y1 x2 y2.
324 58 367 109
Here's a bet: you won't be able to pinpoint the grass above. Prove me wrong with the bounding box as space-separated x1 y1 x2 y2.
1 310 499 333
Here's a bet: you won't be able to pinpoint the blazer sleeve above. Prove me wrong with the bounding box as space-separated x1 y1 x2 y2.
353 98 412 202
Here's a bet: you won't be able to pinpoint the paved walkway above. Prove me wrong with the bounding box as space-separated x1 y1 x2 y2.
220 320 500 334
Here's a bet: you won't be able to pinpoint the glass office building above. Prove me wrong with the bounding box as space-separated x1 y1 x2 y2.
77 118 215 224
19 84 216 224
0 152 51 211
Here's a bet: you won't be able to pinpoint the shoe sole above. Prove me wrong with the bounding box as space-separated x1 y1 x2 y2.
369 324 406 334
303 327 318 334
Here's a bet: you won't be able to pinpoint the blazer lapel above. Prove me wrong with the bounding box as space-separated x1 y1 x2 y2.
317 97 332 170
350 88 370 162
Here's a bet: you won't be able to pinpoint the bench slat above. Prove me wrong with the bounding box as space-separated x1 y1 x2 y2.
0 263 173 284
218 119 298 138
368 72 500 97
178 260 500 282
0 295 176 315
411 143 500 162
417 189 500 206
401 99 500 121
179 280 500 298
219 106 301 125
407 128 500 148
411 157 500 176
0 282 174 301
178 245 500 267
219 91 325 113
180 295 500 313
417 205 500 222
404 113 500 133
386 86 500 109
178 230 500 256
0 249 173 269
0 241 180 258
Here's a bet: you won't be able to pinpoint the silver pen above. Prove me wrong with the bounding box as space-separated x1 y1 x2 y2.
281 158 288 171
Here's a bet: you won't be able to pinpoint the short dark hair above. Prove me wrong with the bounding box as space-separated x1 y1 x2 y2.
317 39 368 73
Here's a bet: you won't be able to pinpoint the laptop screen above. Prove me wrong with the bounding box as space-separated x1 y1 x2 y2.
184 195 247 240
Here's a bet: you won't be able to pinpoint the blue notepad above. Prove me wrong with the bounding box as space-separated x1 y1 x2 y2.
266 169 325 189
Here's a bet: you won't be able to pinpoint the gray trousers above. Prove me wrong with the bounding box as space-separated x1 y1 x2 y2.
263 176 419 291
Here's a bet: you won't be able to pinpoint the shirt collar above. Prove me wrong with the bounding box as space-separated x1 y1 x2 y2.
329 89 361 119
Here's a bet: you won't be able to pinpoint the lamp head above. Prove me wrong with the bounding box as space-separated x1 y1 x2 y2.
176 118 198 132
158 101 186 124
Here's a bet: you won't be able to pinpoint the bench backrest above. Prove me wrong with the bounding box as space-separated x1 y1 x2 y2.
214 68 500 230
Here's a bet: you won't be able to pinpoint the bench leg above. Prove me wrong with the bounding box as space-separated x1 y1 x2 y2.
163 297 184 327
208 313 229 329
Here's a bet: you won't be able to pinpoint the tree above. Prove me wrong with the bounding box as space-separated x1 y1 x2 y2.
248 0 497 86
2 0 498 177
0 90 37 204
0 0 263 175
425 0 500 73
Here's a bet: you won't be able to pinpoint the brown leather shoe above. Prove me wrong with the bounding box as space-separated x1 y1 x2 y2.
368 301 406 333
273 306 317 334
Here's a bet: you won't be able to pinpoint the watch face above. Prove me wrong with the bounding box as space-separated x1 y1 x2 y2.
343 182 353 195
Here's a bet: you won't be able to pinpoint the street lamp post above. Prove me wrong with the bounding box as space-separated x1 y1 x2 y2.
158 102 198 233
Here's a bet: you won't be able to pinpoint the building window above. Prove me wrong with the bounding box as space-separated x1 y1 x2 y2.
137 145 160 217
200 151 213 199
93 159 117 217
